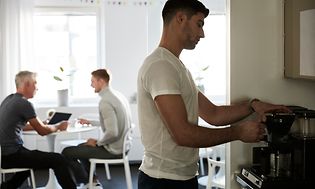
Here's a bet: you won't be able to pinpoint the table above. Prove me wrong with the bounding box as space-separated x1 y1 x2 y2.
23 125 98 189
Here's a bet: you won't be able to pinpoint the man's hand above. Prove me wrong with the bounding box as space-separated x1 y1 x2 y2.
233 120 266 143
56 121 68 131
84 138 97 147
252 100 291 114
78 118 90 125
251 100 292 122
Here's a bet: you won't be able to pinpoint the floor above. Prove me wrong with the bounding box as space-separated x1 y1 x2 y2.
16 163 140 189
9 161 210 189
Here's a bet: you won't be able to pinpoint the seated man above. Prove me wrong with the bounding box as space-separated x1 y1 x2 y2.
62 69 132 189
0 71 77 189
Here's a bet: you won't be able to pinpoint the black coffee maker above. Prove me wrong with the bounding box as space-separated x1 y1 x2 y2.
258 113 295 178
236 107 315 189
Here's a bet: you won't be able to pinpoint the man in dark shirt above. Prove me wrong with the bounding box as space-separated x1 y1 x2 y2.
0 71 76 189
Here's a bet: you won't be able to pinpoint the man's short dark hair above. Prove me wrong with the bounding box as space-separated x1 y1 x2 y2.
91 69 110 82
162 0 209 24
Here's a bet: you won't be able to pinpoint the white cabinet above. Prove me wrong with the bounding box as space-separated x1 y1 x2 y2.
284 0 315 80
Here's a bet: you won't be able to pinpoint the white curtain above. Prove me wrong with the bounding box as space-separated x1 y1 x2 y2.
0 0 34 101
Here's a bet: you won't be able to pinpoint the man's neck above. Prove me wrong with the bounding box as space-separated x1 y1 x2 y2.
16 90 28 99
159 28 183 58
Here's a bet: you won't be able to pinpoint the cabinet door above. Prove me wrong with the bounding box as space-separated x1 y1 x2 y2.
284 0 315 80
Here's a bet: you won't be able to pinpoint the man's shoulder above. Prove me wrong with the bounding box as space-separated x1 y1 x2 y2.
3 93 18 101
145 47 173 61
101 89 127 104
0 93 36 119
2 93 29 106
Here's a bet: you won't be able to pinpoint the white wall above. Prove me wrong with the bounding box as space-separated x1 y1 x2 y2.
228 0 315 188
103 4 148 102
98 2 151 162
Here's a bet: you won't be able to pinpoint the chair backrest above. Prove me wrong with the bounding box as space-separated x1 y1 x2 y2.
207 155 225 188
211 144 225 161
122 124 135 159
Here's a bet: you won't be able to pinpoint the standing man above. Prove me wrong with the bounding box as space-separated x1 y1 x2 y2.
0 71 77 189
137 0 291 189
62 69 132 189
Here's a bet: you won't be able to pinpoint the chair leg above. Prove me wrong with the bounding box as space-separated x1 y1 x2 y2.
104 163 111 180
200 157 205 175
89 162 96 189
30 169 36 189
27 178 31 186
124 160 133 189
2 173 5 182
206 179 211 189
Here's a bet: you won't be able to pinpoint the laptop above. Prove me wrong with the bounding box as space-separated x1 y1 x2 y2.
48 112 72 124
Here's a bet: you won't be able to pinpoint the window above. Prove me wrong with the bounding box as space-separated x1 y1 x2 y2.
32 8 102 105
29 0 226 106
181 1 227 105
147 0 227 105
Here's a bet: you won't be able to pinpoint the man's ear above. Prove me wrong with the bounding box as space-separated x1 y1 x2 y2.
175 11 186 24
24 81 30 87
100 78 108 86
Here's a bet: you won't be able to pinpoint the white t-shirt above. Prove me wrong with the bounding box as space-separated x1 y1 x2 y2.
137 47 199 180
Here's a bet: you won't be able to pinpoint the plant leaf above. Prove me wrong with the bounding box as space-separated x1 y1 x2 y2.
59 67 64 72
195 76 203 80
53 76 63 81
202 66 209 71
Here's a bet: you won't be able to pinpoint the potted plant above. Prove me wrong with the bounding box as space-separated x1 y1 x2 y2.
54 67 70 107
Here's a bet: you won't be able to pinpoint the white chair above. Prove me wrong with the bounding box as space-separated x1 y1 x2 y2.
199 147 213 175
198 145 225 189
60 138 114 184
89 124 134 189
59 123 113 183
0 146 36 189
205 157 225 189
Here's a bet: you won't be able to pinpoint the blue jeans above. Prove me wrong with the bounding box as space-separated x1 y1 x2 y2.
138 170 198 189
1 146 76 189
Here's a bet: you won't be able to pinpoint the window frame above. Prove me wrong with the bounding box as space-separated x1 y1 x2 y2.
30 6 105 107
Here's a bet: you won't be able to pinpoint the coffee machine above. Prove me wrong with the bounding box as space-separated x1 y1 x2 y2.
236 106 315 189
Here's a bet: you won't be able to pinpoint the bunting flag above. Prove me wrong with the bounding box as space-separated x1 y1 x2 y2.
104 0 165 6
57 0 165 6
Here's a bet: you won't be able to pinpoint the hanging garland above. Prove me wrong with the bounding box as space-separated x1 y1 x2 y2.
104 0 165 6
57 0 165 6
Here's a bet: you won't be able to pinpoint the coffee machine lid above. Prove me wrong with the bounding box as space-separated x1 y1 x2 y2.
294 110 315 118
265 112 296 135
287 105 315 118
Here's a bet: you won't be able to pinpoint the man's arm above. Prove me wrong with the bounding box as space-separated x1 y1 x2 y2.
198 92 291 125
27 117 68 136
198 92 253 126
23 123 35 131
154 94 265 148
